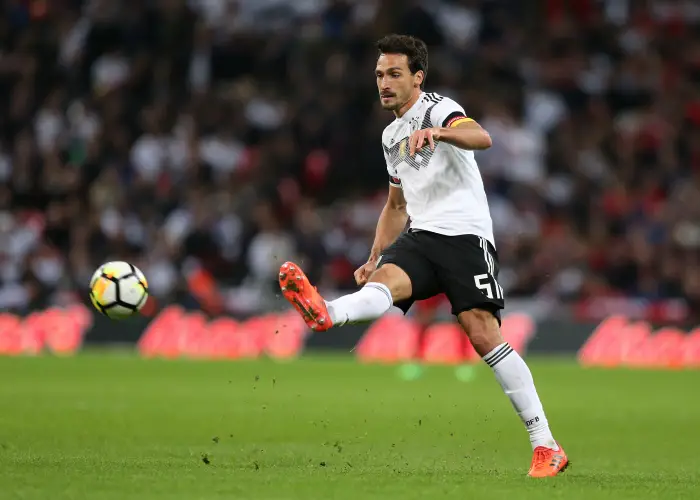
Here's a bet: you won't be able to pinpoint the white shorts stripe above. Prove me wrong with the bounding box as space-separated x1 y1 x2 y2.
479 237 493 275
479 237 485 273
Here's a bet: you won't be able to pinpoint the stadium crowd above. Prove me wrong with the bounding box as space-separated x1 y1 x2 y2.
2 0 700 319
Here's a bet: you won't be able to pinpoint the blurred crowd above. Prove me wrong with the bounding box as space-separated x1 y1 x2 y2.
2 0 700 318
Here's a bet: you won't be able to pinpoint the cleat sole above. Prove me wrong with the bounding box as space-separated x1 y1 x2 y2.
528 458 570 478
278 262 331 331
559 460 571 474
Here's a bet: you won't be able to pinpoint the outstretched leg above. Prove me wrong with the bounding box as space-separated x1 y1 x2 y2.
279 261 412 331
457 308 569 477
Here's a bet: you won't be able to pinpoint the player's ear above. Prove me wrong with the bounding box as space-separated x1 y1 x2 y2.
414 70 424 89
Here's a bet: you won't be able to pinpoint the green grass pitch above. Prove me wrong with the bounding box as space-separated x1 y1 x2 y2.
0 353 698 499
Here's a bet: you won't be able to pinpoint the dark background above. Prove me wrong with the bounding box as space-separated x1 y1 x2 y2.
2 0 700 330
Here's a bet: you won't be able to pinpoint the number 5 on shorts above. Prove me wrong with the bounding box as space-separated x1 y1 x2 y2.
474 273 503 299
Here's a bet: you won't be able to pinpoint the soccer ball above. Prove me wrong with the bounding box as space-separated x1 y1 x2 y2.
89 261 149 319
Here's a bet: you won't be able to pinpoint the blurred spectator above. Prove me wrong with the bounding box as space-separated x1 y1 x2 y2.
1 0 699 323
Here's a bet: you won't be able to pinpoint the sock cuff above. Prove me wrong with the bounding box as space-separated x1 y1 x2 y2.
483 342 514 368
364 282 394 305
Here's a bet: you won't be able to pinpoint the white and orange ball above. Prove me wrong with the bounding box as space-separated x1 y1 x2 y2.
89 261 149 319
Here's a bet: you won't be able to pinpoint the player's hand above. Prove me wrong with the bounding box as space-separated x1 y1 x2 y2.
409 127 442 156
354 260 377 286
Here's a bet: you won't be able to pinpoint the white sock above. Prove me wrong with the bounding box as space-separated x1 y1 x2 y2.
483 343 558 451
325 282 393 326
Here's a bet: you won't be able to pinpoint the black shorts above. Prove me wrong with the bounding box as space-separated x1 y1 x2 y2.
377 229 504 323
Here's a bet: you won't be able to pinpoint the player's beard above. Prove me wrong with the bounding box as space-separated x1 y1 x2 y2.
379 94 397 110
379 92 406 111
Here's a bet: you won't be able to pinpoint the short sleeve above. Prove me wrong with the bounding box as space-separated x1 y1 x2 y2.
430 96 474 129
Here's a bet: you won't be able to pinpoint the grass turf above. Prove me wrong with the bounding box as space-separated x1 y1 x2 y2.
0 353 698 499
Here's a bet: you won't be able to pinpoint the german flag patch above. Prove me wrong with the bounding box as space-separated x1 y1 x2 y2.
442 111 474 128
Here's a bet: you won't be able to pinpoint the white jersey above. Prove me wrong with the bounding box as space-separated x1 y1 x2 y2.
382 92 495 246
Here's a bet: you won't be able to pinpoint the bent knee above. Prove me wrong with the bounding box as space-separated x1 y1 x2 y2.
458 308 503 356
368 264 412 303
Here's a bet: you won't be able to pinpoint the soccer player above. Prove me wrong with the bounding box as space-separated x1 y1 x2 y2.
278 34 568 477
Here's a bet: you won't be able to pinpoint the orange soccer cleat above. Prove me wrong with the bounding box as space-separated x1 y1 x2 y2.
278 262 333 332
527 443 569 478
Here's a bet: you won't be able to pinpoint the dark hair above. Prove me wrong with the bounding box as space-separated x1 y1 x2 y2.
376 34 429 89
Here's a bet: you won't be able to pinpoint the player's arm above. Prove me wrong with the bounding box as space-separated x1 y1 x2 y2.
434 119 492 150
410 101 492 154
368 185 408 264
